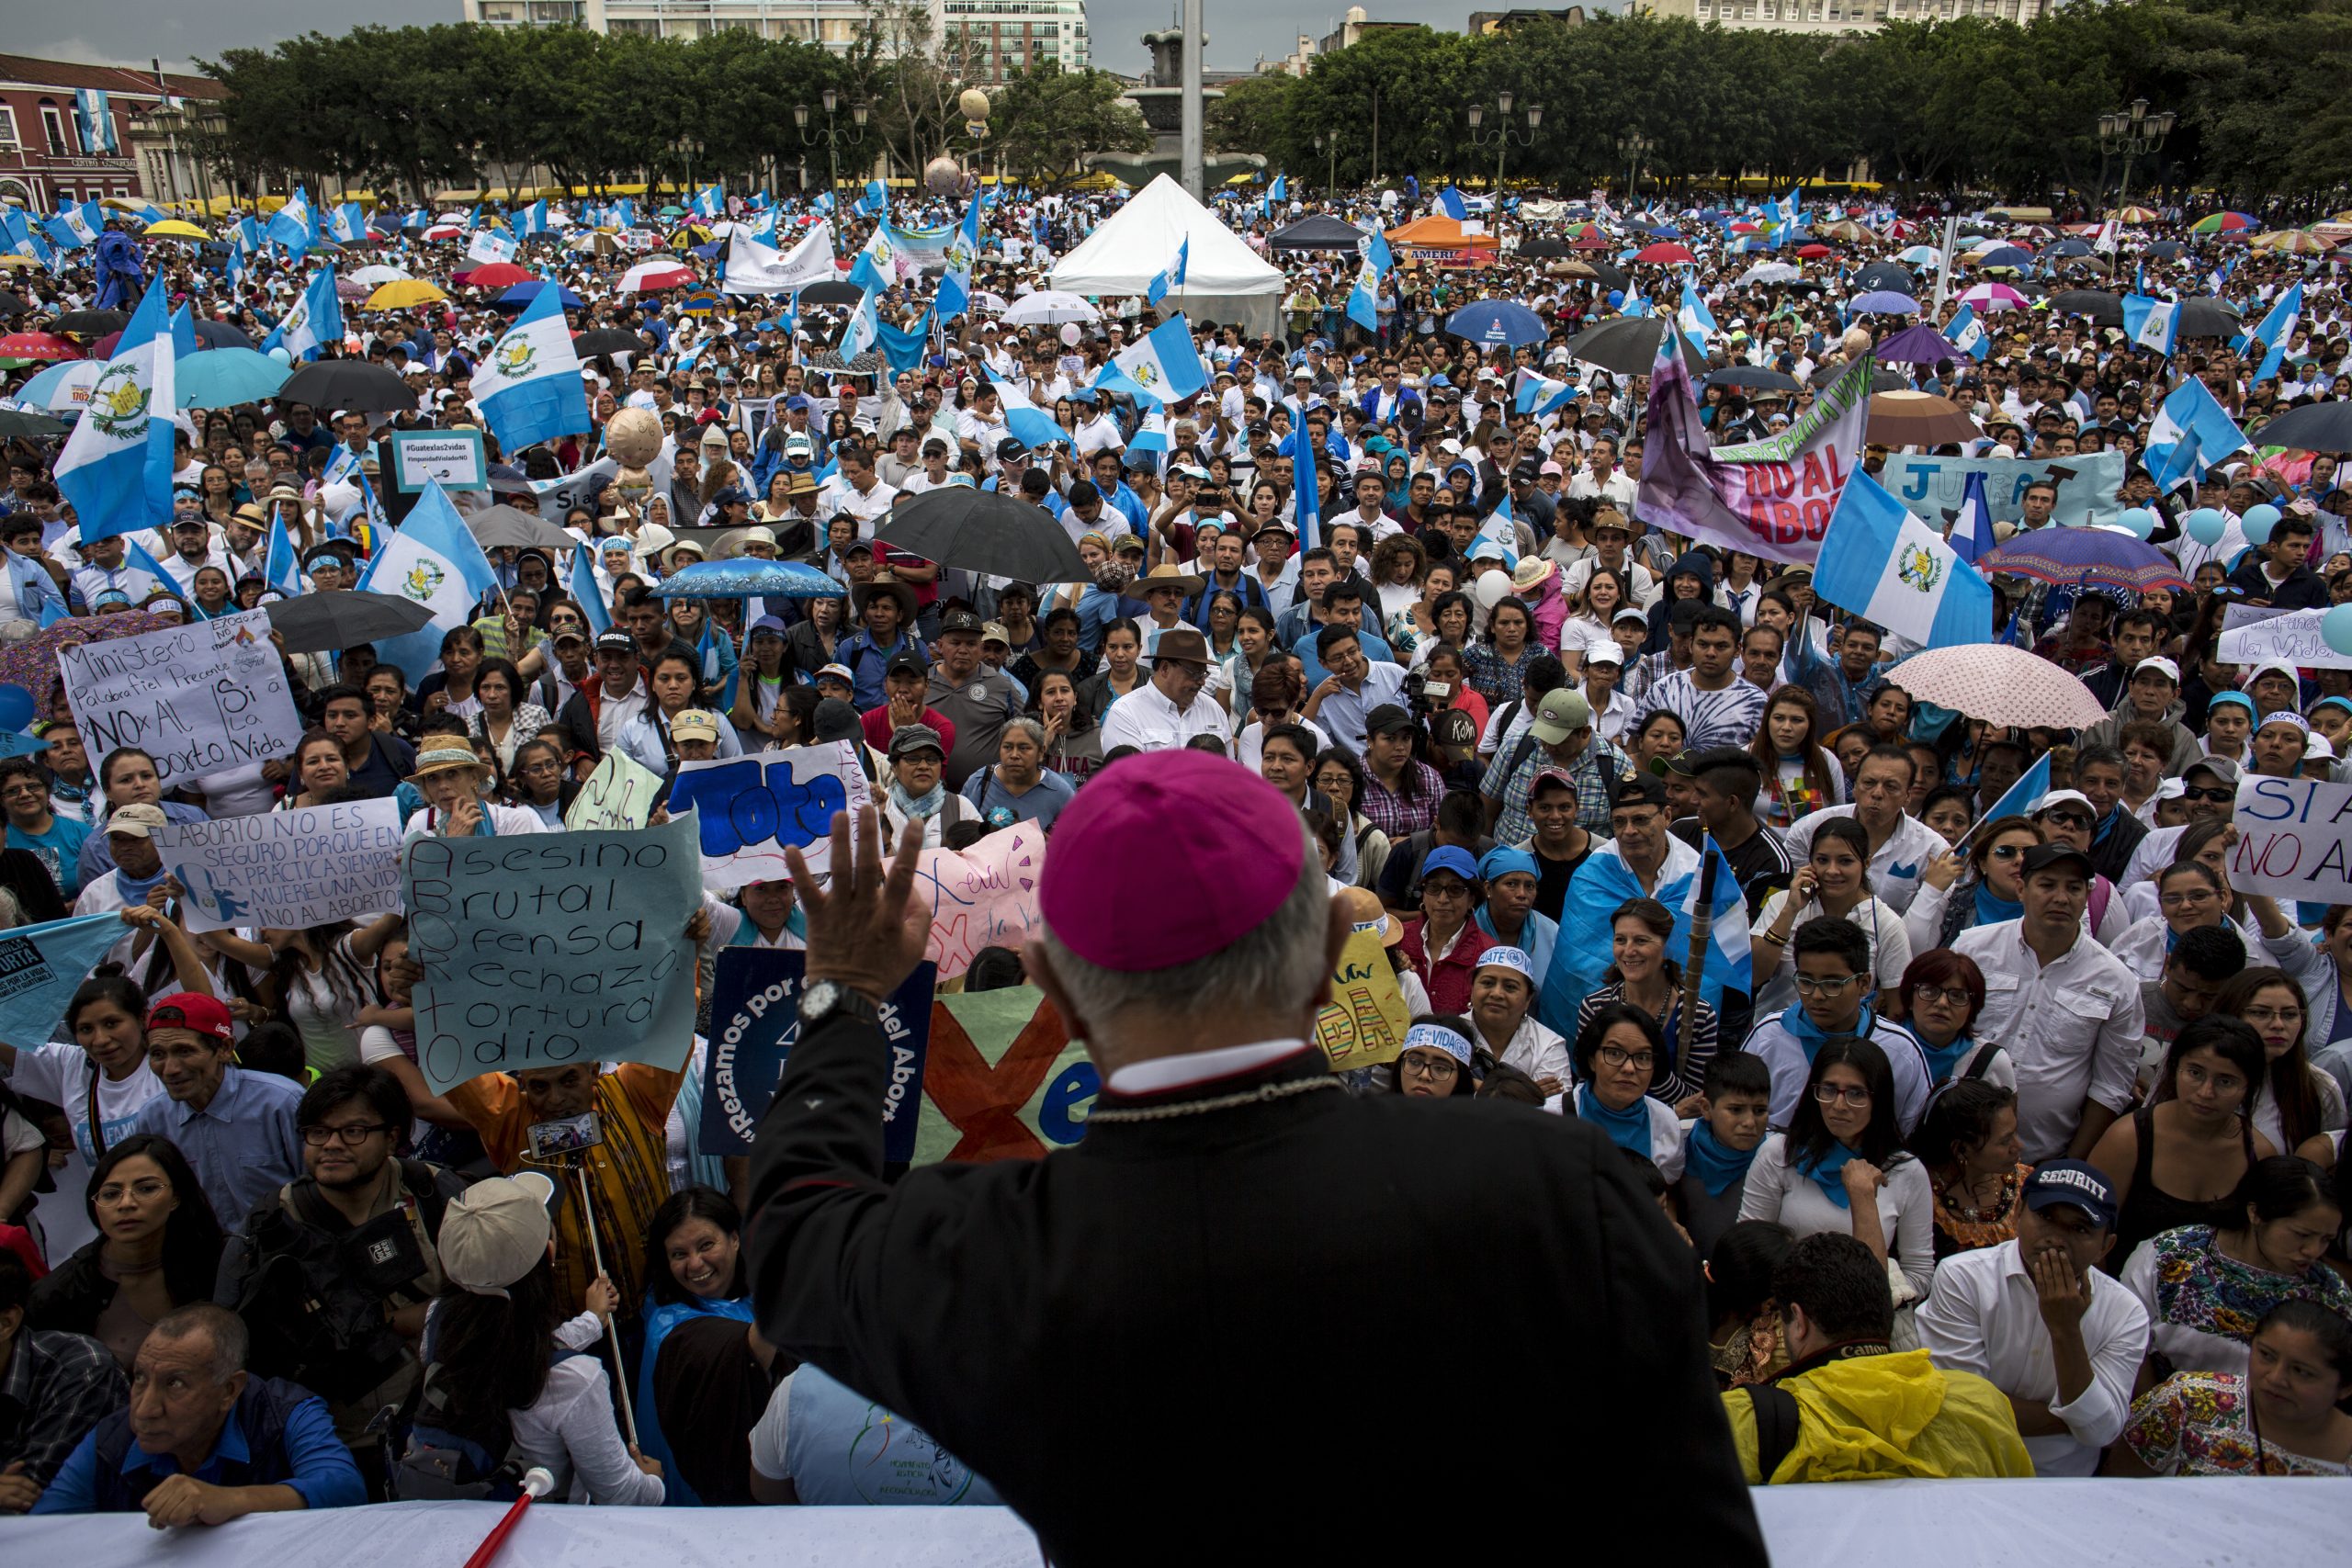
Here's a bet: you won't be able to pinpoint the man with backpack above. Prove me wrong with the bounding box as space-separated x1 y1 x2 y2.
214 1066 467 1496
1479 688 1632 843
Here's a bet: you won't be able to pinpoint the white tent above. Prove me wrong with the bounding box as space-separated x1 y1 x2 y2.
1050 175 1283 338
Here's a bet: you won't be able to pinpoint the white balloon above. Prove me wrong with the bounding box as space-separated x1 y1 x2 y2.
1475 568 1512 609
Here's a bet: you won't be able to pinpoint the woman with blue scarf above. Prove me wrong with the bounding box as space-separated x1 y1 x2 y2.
1893 951 2013 1090
1903 815 2042 953
1738 1036 1936 1303
636 1187 781 1505
1562 1003 1685 1181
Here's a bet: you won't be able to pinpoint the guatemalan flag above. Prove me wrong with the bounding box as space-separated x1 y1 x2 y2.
1813 469 1992 651
56 277 175 545
467 227 518 265
570 540 612 636
693 184 724 220
1435 186 1465 220
1289 413 1321 551
848 223 898 294
1111 315 1208 402
1948 471 1994 567
2249 281 2303 384
985 369 1063 452
45 201 101 251
518 199 550 239
2144 374 2247 491
1345 254 1382 331
1677 277 1718 350
263 511 302 597
2121 294 2181 355
1514 369 1578 418
473 284 589 456
1944 303 1988 362
263 269 345 362
1147 237 1188 308
73 88 118 154
839 287 882 365
325 202 367 244
356 481 503 682
266 187 315 256
1542 838 1747 1036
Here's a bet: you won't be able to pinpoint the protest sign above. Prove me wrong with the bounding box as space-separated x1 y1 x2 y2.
2217 608 2352 671
913 986 1093 1165
1879 450 2127 530
665 742 872 887
0 914 137 1044
695 948 933 1159
1314 927 1412 1070
1637 351 1871 567
389 429 487 492
57 611 300 787
156 799 405 934
2230 775 2352 900
403 817 703 1093
565 750 664 831
913 825 1045 979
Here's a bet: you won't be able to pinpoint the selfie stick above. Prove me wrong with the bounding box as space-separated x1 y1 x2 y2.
459 1466 553 1568
575 1166 640 1448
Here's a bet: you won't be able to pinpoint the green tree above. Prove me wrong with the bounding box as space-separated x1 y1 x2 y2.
988 62 1150 189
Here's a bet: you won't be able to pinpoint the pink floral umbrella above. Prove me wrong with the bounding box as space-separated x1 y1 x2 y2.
1883 644 2107 730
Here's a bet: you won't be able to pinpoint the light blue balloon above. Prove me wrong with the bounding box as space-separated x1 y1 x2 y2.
2120 506 2156 540
266 344 292 365
2242 502 2281 547
2326 604 2352 659
2184 507 2227 547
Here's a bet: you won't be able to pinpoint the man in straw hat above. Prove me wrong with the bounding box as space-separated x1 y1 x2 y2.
748 766 1760 1564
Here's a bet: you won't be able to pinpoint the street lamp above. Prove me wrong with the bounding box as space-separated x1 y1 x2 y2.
2098 96 2175 215
1314 132 1337 193
1616 131 1650 199
795 91 869 197
673 134 706 195
1465 93 1543 193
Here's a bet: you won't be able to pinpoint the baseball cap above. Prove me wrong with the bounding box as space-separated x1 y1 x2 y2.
106 803 170 840
938 609 984 637
1528 688 1593 744
2032 789 2097 820
1363 704 1418 739
2132 656 2180 683
995 437 1028 462
980 621 1012 648
671 709 721 744
888 723 945 760
594 629 637 655
1420 845 1482 884
886 650 929 681
814 661 855 687
1611 606 1649 627
2184 754 2243 787
437 1171 559 1297
2018 842 2095 881
146 991 233 1043
2023 1159 2119 1230
552 625 588 647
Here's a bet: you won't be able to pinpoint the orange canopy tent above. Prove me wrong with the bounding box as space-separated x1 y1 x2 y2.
1383 215 1501 252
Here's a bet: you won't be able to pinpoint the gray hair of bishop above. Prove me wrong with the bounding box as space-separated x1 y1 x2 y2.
1037 816 1332 1028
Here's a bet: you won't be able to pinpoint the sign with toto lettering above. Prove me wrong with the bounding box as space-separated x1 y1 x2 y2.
664 741 875 888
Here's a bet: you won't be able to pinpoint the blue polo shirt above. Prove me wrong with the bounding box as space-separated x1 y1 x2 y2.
128 1066 305 1229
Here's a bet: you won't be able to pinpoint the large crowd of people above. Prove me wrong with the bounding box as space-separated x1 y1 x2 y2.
2 169 2351 1543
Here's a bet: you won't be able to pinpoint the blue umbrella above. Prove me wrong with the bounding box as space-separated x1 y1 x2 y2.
2040 238 2093 259
175 347 290 408
1445 299 1549 347
14 359 98 411
1976 245 2033 267
496 281 585 311
1647 223 1682 239
649 558 846 600
1849 290 1920 315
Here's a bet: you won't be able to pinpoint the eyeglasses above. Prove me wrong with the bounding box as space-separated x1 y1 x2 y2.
1912 985 1973 1007
1596 1044 1656 1071
1814 1083 1872 1107
1792 973 1862 996
300 1122 392 1146
1399 1053 1460 1078
2184 786 2234 803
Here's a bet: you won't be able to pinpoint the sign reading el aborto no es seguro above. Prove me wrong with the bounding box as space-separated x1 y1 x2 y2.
2231 775 2352 899
55 611 302 787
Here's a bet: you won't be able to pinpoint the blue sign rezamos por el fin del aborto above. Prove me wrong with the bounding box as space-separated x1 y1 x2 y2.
698 948 934 1159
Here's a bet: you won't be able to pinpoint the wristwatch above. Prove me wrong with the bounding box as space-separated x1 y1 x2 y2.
798 979 883 1031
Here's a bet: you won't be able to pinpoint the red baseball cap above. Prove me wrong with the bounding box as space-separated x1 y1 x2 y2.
146 992 234 1043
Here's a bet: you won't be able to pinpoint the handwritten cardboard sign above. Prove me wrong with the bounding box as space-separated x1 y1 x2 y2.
564 750 664 832
403 817 702 1093
56 610 301 786
1314 926 1412 1070
913 826 1045 980
665 742 873 887
156 799 406 934
2217 608 2352 671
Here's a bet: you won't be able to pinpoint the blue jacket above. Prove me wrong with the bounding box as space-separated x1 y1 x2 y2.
35 1374 364 1514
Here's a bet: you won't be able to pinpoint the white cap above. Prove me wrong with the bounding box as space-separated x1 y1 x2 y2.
2132 656 2180 683
2032 789 2095 818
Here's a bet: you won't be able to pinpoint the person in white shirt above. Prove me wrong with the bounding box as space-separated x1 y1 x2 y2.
1099 626 1233 754
1464 946 1568 1095
1953 844 2146 1163
816 446 899 540
68 531 168 612
1778 746 1953 915
899 435 958 497
1917 1160 2151 1476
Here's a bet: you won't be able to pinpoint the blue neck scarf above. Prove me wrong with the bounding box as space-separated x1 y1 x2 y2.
1784 1000 1875 1061
1796 1140 1858 1210
114 863 170 906
1684 1120 1758 1198
888 779 945 819
1973 882 2022 927
1576 1085 1653 1160
1917 1029 1973 1086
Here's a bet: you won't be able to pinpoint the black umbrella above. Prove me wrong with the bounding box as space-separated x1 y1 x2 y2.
1706 367 1799 393
1851 261 1917 293
2045 289 2123 326
467 504 578 551
876 490 1089 583
571 328 647 357
1588 262 1629 292
263 590 435 654
1266 215 1369 252
796 280 865 308
0 290 29 317
2250 401 2352 454
2039 238 2093 258
1867 368 1913 392
2174 298 2242 340
50 310 128 337
2143 240 2185 259
1563 317 1707 377
0 410 70 439
190 319 254 351
1519 237 1570 259
276 360 418 413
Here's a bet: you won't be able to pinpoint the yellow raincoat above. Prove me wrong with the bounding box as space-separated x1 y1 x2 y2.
1722 1348 2035 1483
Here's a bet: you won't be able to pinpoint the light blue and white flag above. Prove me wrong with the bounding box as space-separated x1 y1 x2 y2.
2250 281 2304 385
1290 416 1321 552
1812 469 1991 651
839 287 882 364
1513 369 1578 419
466 227 517 265
1435 186 1465 220
847 222 898 294
1112 314 1208 402
570 541 611 636
986 369 1067 452
518 199 550 239
2144 375 2247 490
1945 303 1989 362
262 268 345 363
2121 293 2180 355
73 89 118 154
936 196 983 319
1147 237 1189 308
355 481 503 682
1977 751 2052 825
325 201 367 244
1683 837 1752 1001
44 201 102 251
692 184 724 220
1677 277 1718 350
723 220 833 296
1269 174 1288 205
472 284 590 456
1345 255 1382 332
266 187 315 256
57 277 176 544
1948 470 1994 568
0 914 141 1046
263 511 301 597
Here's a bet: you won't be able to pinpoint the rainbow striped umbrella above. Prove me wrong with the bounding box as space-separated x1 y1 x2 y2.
2188 211 2257 234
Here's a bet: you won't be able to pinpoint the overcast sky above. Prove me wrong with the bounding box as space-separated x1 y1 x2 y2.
1 0 1466 77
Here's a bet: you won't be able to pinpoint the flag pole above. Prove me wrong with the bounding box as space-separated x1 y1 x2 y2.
1678 844 1719 1055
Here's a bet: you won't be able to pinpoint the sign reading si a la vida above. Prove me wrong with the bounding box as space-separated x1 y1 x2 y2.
2231 775 2352 899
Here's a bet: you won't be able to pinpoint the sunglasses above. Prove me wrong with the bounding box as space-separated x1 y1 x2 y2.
2184 785 2234 803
